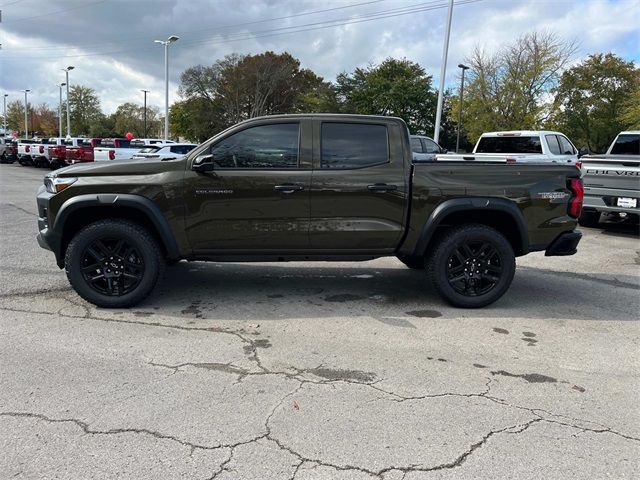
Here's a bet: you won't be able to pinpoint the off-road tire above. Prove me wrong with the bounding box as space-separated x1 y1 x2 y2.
426 224 515 308
65 219 164 308
397 255 425 269
578 210 600 228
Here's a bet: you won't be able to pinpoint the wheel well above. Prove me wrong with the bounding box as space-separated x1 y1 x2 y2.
431 210 525 256
60 206 168 261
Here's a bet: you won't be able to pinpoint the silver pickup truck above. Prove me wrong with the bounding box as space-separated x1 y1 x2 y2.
579 131 640 227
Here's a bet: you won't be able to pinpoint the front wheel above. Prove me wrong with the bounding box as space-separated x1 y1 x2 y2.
65 219 165 308
426 225 515 308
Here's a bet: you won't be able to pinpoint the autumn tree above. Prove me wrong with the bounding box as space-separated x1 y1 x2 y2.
550 53 640 152
5 100 27 135
456 31 577 142
335 58 437 136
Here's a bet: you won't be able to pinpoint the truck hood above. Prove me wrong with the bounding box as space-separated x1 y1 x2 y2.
53 158 187 178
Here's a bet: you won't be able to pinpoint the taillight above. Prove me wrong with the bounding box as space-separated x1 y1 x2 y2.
568 178 584 218
575 161 582 169
39 145 44 154
25 145 30 153
108 150 115 160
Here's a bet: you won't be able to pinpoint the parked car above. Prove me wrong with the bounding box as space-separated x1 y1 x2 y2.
32 138 67 168
438 131 579 164
0 137 14 163
131 143 197 160
410 135 446 162
36 114 583 309
66 138 103 164
48 137 84 169
93 138 174 162
17 139 38 166
579 131 639 227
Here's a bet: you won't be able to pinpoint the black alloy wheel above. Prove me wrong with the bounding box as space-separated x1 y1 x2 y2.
427 224 515 308
446 240 503 296
81 238 145 296
65 219 164 308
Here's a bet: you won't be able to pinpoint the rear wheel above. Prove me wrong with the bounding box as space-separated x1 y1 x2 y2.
65 219 164 308
578 210 600 228
426 224 515 308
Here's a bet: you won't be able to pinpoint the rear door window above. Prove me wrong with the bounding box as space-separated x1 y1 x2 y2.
545 135 561 155
321 123 389 169
422 138 440 154
410 137 424 153
557 135 576 155
476 136 543 154
611 134 640 155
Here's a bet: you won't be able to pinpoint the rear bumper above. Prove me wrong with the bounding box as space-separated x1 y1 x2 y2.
545 230 582 256
583 186 639 215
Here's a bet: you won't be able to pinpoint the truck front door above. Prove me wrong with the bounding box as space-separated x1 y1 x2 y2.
184 121 312 252
309 120 408 251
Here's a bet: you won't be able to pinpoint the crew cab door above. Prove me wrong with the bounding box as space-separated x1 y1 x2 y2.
309 120 408 251
183 120 312 252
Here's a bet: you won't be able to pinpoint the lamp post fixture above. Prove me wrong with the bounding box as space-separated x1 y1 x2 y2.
62 66 74 137
21 89 30 138
456 64 470 153
58 83 66 137
3 94 8 137
154 35 179 141
141 89 149 137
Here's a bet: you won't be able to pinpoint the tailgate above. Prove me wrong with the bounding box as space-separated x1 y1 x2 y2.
581 157 640 191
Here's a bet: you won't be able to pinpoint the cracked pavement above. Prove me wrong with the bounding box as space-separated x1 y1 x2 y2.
1 163 639 479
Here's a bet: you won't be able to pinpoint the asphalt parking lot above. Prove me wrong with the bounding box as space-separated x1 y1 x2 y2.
1 162 639 479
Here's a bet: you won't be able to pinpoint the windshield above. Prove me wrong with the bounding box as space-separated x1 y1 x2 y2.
476 135 542 154
137 147 160 154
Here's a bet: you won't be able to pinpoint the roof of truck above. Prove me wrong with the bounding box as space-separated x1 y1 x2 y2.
619 131 640 134
480 130 568 137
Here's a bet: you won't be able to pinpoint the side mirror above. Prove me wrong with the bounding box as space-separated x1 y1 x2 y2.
192 154 214 172
578 148 589 158
440 148 448 154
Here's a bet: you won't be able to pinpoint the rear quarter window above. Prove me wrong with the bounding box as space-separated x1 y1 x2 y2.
321 123 389 169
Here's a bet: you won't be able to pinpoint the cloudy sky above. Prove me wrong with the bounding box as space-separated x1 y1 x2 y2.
1 0 638 114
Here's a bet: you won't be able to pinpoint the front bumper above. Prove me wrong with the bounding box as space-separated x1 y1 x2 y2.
545 230 582 256
36 186 64 267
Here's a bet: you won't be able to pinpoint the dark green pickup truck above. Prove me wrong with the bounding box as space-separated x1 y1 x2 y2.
36 114 583 308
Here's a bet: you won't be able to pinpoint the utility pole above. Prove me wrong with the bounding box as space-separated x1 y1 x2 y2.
154 35 179 141
456 64 469 153
58 83 66 137
21 89 30 138
433 0 454 144
3 94 7 136
141 89 149 137
62 66 74 136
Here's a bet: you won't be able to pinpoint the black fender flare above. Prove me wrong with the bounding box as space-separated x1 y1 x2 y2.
53 193 181 261
411 197 529 257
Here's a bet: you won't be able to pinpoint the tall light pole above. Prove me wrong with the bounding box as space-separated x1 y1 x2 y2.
62 66 74 136
433 0 454 144
141 89 149 137
456 64 470 153
154 35 179 141
3 94 8 136
21 89 30 138
58 83 66 137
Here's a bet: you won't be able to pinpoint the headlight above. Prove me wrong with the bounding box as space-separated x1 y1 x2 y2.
44 176 77 194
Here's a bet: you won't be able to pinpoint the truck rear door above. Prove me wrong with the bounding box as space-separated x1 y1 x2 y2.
309 119 408 251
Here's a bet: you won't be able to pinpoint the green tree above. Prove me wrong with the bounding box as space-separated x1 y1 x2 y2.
551 53 640 152
176 51 335 138
67 85 102 136
5 100 27 135
335 58 437 135
111 102 161 137
458 31 576 143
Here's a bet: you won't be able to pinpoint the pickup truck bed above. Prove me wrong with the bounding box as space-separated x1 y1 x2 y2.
36 114 583 309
